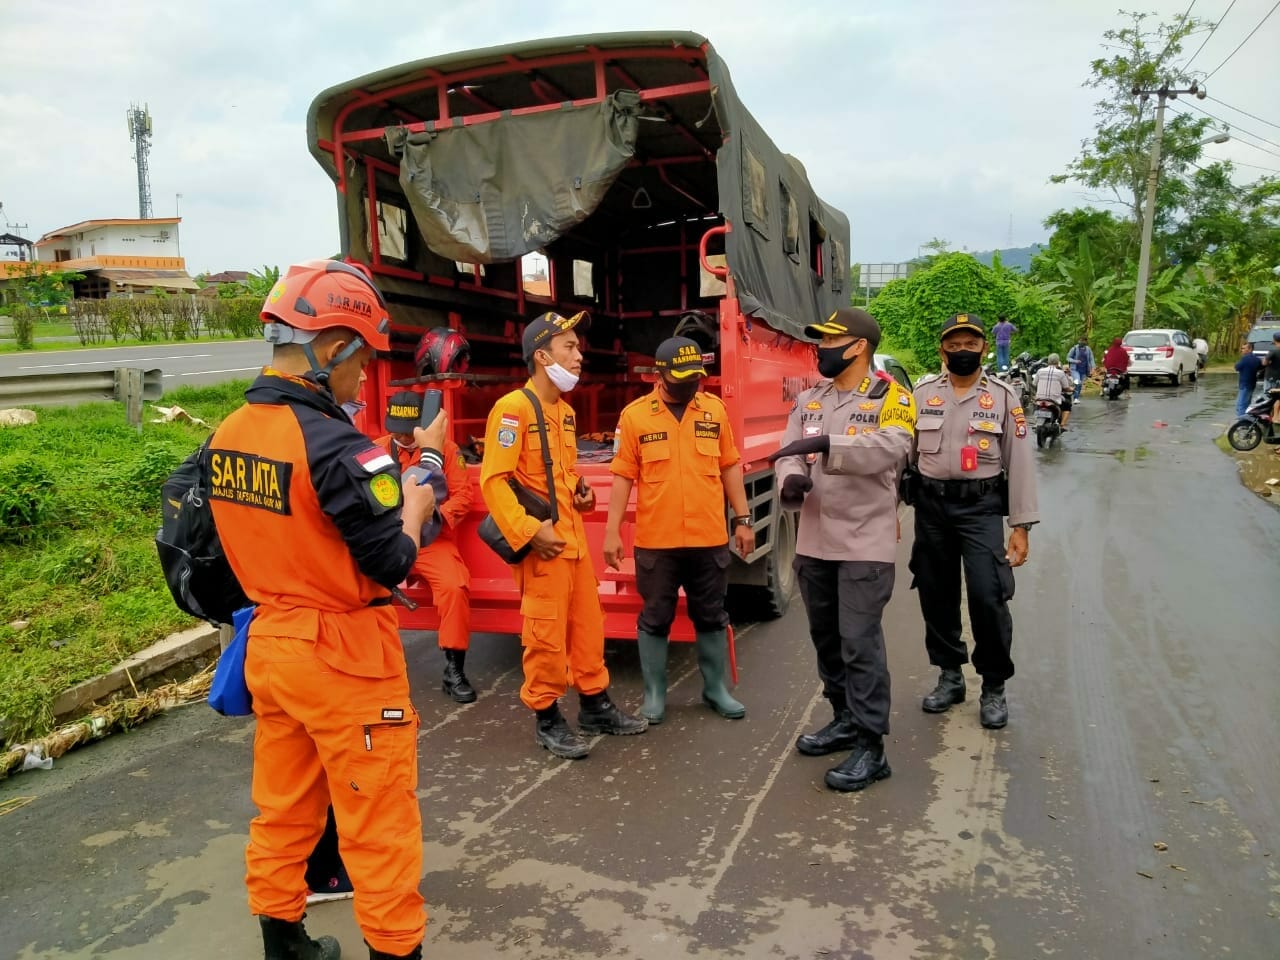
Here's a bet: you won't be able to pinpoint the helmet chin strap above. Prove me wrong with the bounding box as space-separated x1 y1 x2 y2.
301 337 366 391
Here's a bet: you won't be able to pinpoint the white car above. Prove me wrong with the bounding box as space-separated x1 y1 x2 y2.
1121 329 1201 385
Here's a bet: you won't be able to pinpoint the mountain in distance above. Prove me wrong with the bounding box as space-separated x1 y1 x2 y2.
970 244 1046 273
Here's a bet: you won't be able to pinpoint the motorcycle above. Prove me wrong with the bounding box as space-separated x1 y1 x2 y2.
1033 399 1063 448
1101 368 1128 401
1226 388 1280 451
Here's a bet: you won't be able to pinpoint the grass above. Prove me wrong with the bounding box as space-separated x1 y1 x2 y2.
0 380 251 746
0 330 254 354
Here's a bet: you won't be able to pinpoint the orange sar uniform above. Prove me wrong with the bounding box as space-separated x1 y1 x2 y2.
376 434 473 651
479 381 609 710
611 387 740 633
209 369 425 956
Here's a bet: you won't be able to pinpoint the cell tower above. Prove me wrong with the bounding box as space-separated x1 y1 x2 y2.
127 103 154 219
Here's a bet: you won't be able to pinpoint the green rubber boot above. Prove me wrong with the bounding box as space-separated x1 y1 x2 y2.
637 631 669 724
696 629 745 719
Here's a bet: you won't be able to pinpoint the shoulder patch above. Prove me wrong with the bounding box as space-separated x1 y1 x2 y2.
368 473 401 509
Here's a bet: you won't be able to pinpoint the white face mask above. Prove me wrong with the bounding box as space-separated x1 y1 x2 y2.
392 437 418 452
544 362 580 393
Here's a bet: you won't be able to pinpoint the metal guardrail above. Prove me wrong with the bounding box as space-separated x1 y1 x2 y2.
0 367 163 408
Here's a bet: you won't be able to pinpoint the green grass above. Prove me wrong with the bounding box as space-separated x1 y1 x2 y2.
0 331 254 353
0 380 251 745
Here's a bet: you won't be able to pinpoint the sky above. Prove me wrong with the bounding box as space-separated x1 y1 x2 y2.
3 1 1279 276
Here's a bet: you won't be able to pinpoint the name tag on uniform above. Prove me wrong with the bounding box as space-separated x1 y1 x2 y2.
639 432 668 444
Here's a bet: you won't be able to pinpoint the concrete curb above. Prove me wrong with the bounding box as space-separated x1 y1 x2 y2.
51 624 222 722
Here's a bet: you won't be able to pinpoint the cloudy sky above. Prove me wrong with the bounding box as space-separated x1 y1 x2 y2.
3 1 1278 276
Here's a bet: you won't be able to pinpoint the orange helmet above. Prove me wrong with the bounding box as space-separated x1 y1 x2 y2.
261 259 391 352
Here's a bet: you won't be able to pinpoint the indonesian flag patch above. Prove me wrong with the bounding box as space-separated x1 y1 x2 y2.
355 446 395 473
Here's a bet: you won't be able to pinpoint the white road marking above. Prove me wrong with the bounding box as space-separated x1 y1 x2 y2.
18 354 213 370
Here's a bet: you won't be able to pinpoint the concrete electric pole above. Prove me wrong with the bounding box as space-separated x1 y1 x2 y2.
1131 83 1205 330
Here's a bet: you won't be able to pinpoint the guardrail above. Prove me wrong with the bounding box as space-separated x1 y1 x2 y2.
0 367 163 408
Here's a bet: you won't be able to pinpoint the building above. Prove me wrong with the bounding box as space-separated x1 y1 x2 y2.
32 218 198 297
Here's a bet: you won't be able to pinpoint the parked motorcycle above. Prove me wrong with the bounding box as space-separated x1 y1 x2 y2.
1226 388 1280 451
1033 399 1063 448
1101 369 1128 401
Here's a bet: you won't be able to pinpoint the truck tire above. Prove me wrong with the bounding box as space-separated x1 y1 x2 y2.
758 508 797 619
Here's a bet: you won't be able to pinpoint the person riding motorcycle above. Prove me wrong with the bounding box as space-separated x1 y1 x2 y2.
1102 337 1130 394
1032 354 1073 431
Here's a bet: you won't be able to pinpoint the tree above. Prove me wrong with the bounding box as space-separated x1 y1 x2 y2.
1039 235 1126 343
1051 11 1212 241
11 268 84 309
243 265 281 299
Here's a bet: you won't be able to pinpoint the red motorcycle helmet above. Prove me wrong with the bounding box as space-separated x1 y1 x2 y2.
414 326 471 377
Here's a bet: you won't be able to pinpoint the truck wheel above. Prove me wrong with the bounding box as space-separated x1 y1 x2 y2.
760 508 797 619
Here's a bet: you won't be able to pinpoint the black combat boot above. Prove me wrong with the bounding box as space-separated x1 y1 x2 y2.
534 702 590 759
921 669 966 713
441 649 477 703
979 682 1008 729
823 730 891 793
577 690 649 736
260 915 341 960
795 704 860 757
366 942 422 960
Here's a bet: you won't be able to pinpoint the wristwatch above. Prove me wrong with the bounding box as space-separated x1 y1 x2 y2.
732 515 753 529
1012 522 1034 531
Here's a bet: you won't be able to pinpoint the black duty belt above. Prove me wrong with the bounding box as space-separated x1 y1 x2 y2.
368 596 394 607
918 476 1002 501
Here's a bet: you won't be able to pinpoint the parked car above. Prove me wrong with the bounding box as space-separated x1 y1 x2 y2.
1246 312 1280 360
873 352 913 390
1121 329 1201 385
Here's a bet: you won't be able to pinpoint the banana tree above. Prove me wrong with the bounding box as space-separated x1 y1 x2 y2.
1039 235 1125 342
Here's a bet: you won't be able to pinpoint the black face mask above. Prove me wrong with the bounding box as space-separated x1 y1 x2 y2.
663 378 699 404
817 345 858 379
944 349 983 376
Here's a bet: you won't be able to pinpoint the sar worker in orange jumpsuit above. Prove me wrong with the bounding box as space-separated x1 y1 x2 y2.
479 310 648 759
209 260 442 960
376 389 478 703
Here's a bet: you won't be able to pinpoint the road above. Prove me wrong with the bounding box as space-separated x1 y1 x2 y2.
0 340 268 388
2 373 1277 960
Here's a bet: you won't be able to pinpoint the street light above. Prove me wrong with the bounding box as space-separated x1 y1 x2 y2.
1194 132 1230 148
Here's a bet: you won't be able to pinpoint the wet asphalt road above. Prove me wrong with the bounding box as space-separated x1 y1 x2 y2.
2 373 1277 960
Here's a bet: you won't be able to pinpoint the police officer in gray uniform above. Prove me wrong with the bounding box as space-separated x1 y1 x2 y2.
771 307 916 792
906 313 1038 729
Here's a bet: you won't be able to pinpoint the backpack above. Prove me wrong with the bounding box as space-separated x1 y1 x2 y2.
155 437 250 626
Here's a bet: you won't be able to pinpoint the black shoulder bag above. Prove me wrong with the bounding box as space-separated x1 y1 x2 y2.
477 389 558 564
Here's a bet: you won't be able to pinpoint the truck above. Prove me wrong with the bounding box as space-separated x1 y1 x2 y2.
306 32 859 641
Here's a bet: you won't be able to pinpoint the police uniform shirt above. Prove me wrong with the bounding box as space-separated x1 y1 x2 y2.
911 372 1039 527
611 388 740 549
775 374 916 564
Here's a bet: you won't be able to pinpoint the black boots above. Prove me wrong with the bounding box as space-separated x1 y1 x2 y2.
578 690 649 737
979 682 1009 729
534 702 590 759
366 943 422 960
921 669 966 713
441 649 476 703
795 707 860 756
823 731 891 793
260 916 341 960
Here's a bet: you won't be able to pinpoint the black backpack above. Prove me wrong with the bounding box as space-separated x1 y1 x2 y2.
155 438 250 626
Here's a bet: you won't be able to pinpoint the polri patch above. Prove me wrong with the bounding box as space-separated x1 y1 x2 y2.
208 450 292 515
497 428 517 448
979 392 994 409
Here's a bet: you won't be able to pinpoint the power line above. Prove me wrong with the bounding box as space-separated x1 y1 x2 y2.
1157 0 1199 65
1226 159 1280 173
1206 95 1280 132
1204 0 1280 79
1182 0 1238 71
1171 97 1280 152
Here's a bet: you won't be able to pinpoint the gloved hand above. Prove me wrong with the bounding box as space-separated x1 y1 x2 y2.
780 474 813 503
766 435 830 462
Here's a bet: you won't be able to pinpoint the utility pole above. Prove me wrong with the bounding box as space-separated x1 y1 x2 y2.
1131 83 1205 329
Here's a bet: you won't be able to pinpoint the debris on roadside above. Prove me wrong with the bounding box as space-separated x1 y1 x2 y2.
149 403 210 428
0 408 37 428
1154 841 1168 851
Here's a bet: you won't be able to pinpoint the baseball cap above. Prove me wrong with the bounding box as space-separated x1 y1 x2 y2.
653 336 708 380
522 310 589 362
803 307 882 348
383 390 422 433
939 313 986 340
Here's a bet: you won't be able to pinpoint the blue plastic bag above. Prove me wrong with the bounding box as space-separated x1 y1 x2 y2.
209 605 254 717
